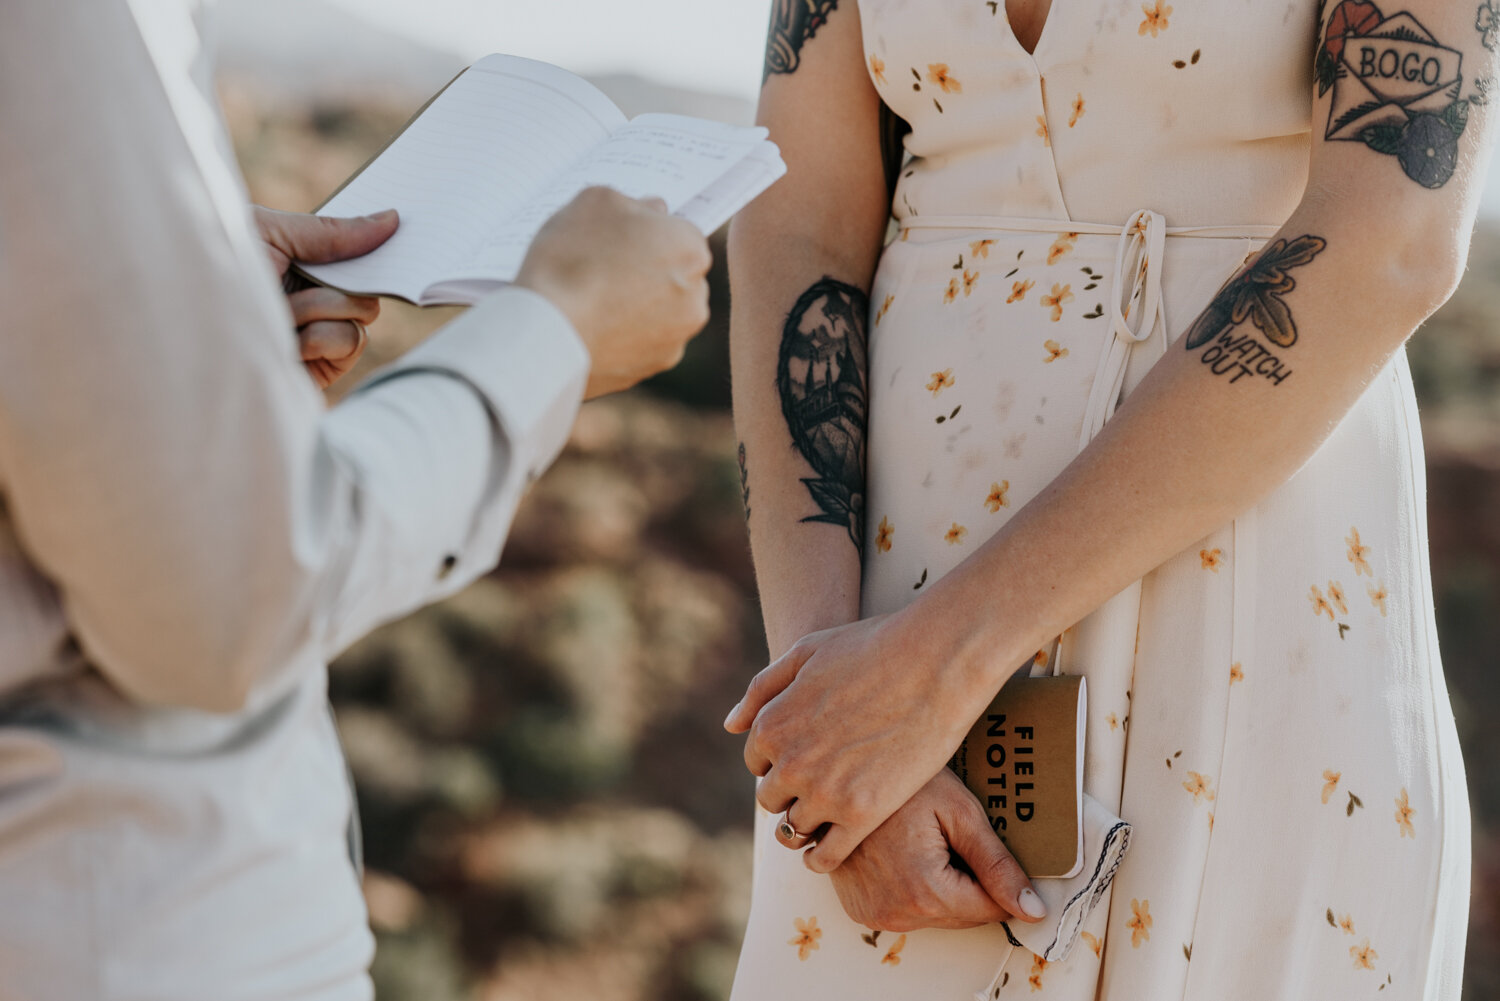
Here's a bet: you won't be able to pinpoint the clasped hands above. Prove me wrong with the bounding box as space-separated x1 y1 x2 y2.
724 614 1047 931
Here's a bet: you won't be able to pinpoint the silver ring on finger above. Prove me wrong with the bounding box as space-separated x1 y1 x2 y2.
777 812 814 850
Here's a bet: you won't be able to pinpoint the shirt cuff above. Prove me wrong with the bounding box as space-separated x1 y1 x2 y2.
361 286 590 482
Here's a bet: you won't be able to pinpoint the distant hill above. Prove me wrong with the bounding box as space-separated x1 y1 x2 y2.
211 0 754 123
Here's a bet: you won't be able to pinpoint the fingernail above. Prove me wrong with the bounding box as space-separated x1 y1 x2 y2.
723 701 743 728
366 209 397 223
1018 888 1047 920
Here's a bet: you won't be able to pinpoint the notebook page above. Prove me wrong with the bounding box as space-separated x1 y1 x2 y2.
300 55 627 302
456 114 770 283
676 140 788 234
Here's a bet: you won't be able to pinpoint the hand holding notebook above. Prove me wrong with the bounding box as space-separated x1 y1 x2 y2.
298 54 786 306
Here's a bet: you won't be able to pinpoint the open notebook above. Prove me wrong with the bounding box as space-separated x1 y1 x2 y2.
298 54 786 306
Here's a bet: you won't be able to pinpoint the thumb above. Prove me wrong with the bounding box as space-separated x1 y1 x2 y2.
942 790 1047 924
257 207 399 266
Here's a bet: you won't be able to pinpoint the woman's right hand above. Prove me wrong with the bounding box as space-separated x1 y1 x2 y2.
516 187 712 400
824 768 1046 932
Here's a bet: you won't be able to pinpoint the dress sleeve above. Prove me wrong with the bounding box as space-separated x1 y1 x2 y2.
0 0 587 712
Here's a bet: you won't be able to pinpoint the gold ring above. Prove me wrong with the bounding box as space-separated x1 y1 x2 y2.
777 814 813 849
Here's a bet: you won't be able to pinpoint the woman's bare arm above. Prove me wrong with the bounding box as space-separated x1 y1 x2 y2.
731 1 893 660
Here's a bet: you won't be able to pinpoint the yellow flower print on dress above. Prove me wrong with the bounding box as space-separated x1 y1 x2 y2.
1183 771 1216 803
944 277 961 304
1200 548 1223 572
1127 898 1153 947
1322 769 1341 804
1044 339 1069 362
1309 585 1335 621
1230 662 1244 684
1069 94 1086 128
881 933 907 966
1008 278 1036 303
927 369 955 397
1339 914 1356 935
876 293 895 324
1048 233 1079 264
876 516 894 553
1350 938 1378 970
1029 953 1048 990
1037 115 1051 147
1040 283 1074 321
970 239 995 259
985 480 1010 512
963 269 980 296
1395 788 1415 839
1080 931 1103 957
927 63 962 93
1139 1 1172 37
1368 581 1388 616
1346 527 1372 576
1328 581 1348 615
789 916 822 961
946 523 968 545
1106 712 1119 731
869 54 887 85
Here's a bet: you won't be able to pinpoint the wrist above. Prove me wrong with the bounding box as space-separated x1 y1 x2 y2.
885 573 1032 720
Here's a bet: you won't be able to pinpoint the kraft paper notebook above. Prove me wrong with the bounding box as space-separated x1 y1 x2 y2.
949 674 1088 879
298 54 786 306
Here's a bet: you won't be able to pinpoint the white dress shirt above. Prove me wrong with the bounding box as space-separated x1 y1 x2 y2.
0 2 589 998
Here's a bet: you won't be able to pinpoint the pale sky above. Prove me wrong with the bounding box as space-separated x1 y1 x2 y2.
322 0 771 102
321 0 1500 217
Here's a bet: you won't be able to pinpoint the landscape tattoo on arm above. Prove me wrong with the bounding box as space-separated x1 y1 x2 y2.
1316 0 1490 188
777 278 869 554
1182 236 1328 386
764 0 840 80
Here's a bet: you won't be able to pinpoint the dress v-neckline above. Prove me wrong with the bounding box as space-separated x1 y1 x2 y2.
1005 0 1057 61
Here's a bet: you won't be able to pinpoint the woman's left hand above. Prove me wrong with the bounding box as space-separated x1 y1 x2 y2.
725 612 1002 872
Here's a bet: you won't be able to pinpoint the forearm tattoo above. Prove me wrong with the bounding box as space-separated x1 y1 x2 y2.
777 278 869 553
764 0 839 80
1317 1 1487 188
738 442 753 524
1182 236 1328 386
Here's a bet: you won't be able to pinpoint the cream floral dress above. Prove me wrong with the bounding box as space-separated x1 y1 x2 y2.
730 1 1471 999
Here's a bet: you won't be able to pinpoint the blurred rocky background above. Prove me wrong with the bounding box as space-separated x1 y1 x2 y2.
216 5 1500 997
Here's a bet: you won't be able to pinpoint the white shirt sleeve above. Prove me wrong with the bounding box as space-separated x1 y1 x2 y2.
0 0 588 712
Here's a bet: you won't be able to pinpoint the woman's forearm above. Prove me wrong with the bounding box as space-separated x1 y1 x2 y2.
901 187 1468 699
730 0 893 658
730 222 884 657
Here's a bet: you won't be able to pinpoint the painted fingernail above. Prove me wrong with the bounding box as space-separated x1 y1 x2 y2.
1019 888 1047 920
723 701 743 728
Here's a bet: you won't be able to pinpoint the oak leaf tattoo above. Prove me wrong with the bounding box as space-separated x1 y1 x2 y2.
1183 236 1327 350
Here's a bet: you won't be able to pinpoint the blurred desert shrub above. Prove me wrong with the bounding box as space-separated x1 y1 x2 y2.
224 86 1499 1000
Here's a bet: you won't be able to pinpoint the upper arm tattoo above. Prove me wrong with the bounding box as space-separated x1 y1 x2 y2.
777 278 869 554
1316 1 1487 188
1183 235 1327 387
765 0 840 80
